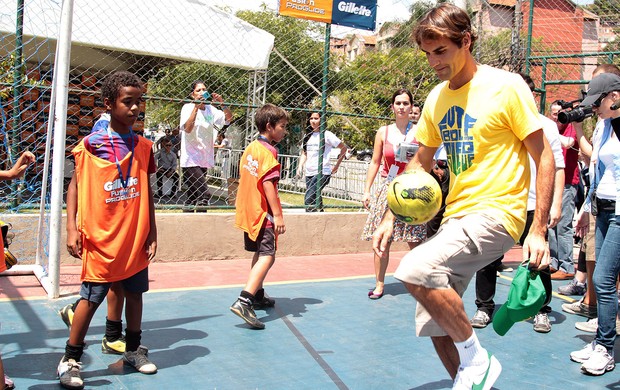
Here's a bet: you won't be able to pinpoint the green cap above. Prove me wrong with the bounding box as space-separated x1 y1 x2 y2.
493 264 547 336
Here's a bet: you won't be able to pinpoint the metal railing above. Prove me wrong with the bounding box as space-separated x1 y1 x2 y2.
150 149 374 209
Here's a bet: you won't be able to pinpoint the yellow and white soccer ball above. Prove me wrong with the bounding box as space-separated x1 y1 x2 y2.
387 171 442 225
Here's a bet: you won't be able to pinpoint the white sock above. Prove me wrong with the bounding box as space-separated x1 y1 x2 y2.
454 332 488 367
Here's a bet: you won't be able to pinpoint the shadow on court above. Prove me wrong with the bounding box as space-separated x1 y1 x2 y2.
0 273 618 389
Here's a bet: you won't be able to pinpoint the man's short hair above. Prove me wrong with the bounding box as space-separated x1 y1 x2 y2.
593 63 620 77
101 71 143 104
255 104 289 133
518 72 536 92
413 3 477 53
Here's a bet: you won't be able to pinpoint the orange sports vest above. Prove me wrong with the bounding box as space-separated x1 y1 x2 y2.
235 140 280 241
72 137 153 283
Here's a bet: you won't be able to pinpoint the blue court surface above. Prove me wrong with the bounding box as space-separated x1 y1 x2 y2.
0 273 618 389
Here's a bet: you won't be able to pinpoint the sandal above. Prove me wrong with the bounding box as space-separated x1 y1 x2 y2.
4 374 14 390
368 290 384 300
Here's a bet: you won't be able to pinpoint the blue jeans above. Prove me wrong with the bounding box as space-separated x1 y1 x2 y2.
593 208 620 351
549 184 577 273
304 174 331 212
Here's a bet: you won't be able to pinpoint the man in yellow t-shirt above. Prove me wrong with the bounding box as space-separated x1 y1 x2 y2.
372 4 555 389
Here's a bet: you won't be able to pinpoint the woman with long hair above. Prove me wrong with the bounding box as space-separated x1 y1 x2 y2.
179 80 232 208
361 89 426 299
296 112 348 212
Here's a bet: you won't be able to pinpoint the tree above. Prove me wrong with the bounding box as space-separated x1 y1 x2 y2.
330 47 437 150
587 0 620 26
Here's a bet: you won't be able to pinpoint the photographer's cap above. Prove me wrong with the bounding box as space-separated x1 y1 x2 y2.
492 262 547 336
580 73 620 107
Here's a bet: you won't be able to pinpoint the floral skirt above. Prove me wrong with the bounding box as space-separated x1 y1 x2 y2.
361 177 426 242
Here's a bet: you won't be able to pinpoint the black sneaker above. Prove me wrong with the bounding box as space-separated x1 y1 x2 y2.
57 355 83 389
253 295 275 310
230 299 265 329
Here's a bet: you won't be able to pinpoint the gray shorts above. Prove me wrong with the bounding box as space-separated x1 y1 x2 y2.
80 267 149 304
580 216 596 262
394 213 515 337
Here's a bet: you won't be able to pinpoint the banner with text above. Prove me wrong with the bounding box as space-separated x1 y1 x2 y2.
279 0 377 31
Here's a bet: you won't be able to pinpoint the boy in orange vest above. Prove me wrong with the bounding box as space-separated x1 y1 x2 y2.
0 150 35 390
58 71 158 389
231 103 288 329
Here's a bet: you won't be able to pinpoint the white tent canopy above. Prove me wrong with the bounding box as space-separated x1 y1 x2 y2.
0 0 275 71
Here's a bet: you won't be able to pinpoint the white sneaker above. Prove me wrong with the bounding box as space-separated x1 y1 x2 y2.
570 341 596 363
453 352 502 390
581 344 615 375
470 310 491 329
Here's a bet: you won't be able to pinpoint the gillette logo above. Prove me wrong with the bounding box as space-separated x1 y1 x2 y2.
104 176 138 191
337 1 372 16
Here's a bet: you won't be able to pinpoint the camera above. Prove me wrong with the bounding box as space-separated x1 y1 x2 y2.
558 105 593 124
555 100 576 110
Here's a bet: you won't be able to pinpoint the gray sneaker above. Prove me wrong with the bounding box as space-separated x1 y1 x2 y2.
558 279 586 296
57 355 83 389
575 317 620 335
533 312 551 333
470 310 491 329
562 299 597 318
230 299 265 329
575 317 598 333
123 346 157 374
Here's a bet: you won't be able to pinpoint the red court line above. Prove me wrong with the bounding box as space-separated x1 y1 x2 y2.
0 246 525 300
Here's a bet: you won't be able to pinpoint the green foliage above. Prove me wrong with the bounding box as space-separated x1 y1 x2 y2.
587 0 620 25
146 62 248 129
331 48 436 149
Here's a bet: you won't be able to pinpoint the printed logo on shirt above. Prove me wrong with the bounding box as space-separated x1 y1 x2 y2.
104 176 140 203
92 143 105 149
439 106 476 176
242 154 260 177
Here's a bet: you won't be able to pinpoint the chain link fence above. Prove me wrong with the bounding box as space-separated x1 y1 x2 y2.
0 0 619 265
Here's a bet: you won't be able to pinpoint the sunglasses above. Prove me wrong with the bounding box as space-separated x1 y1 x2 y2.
592 92 608 108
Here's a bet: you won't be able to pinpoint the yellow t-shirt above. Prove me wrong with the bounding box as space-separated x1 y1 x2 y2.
416 65 542 241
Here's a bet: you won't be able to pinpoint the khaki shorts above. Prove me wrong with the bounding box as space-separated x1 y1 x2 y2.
394 213 515 337
580 216 596 262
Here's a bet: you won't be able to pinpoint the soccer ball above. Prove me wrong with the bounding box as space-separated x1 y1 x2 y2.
387 171 442 225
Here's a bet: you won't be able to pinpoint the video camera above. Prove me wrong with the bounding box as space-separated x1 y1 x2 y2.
558 105 593 124
556 91 594 124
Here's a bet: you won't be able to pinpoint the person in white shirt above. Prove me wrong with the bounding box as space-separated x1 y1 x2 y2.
179 80 232 208
296 112 348 212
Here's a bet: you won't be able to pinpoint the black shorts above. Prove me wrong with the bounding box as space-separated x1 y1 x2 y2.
244 227 276 256
80 267 149 304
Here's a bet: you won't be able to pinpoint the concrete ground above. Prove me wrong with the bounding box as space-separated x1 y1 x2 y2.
0 247 617 389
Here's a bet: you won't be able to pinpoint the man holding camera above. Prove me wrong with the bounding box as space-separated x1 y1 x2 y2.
548 100 581 280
